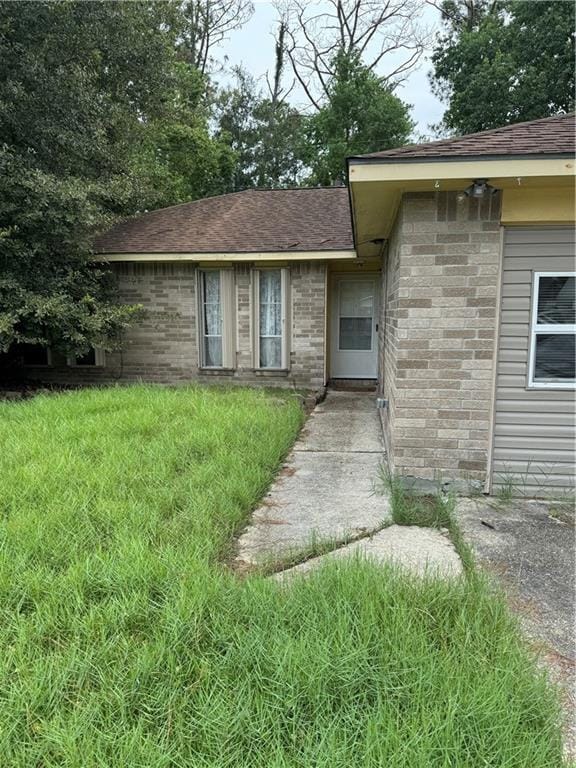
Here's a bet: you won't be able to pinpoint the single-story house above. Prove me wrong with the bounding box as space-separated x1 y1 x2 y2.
14 114 576 495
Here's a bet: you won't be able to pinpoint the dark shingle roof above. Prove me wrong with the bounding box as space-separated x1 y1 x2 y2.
351 113 576 162
96 187 353 254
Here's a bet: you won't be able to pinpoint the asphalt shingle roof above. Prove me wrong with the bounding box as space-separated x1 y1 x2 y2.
95 187 353 254
351 113 576 161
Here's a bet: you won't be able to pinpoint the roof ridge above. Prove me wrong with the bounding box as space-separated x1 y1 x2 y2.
122 188 255 220
431 112 573 146
115 186 348 222
249 186 348 192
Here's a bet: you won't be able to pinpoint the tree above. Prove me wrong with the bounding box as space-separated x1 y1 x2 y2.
305 50 413 185
277 0 428 109
216 67 305 189
0 1 181 356
179 0 254 75
131 62 236 208
215 22 306 190
430 0 576 134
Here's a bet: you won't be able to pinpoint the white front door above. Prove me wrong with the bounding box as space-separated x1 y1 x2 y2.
330 275 379 379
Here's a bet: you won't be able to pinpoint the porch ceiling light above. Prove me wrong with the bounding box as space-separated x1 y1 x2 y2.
464 179 497 198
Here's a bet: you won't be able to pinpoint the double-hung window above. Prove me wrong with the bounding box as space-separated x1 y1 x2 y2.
254 269 289 369
199 269 234 368
528 272 575 388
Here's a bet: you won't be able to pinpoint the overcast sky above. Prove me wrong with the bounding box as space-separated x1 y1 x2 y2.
221 1 445 139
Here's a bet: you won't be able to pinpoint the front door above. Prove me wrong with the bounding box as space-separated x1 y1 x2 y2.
330 275 379 379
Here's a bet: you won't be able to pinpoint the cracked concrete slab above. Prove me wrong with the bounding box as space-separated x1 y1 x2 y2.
236 451 388 563
236 391 389 566
271 525 463 582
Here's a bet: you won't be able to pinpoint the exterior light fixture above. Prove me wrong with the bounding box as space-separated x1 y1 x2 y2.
464 179 497 198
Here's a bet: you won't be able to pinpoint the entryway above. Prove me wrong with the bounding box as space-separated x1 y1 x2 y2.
330 274 379 379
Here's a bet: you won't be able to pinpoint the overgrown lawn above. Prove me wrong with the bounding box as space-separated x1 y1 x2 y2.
0 386 564 766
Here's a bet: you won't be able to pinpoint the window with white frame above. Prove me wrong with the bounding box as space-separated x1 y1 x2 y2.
198 269 234 368
528 272 575 388
254 268 289 369
68 348 105 367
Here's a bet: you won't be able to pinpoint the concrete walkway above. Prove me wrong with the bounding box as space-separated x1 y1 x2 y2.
236 391 463 581
236 391 389 565
272 525 463 582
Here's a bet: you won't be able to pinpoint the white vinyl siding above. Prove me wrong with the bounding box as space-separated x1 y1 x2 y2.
491 227 576 495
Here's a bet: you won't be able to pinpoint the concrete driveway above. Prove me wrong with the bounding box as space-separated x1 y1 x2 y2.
456 497 575 754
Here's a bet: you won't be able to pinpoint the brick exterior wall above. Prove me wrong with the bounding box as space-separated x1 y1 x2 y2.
115 263 198 381
380 191 501 484
18 261 327 390
290 263 327 388
379 207 402 468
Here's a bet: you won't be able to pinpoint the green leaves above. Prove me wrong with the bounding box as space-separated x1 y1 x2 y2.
305 51 413 186
214 51 414 190
0 1 179 354
0 2 417 355
215 67 306 190
431 0 575 134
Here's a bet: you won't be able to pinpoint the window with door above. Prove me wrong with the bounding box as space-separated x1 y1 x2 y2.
254 269 289 369
528 272 575 388
338 281 374 351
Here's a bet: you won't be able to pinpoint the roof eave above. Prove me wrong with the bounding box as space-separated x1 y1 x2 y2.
93 249 358 263
348 151 575 165
347 155 575 187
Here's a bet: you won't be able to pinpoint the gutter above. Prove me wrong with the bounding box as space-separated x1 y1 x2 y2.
347 152 575 165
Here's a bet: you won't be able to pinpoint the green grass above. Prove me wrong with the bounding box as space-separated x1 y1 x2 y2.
378 468 475 575
0 385 565 766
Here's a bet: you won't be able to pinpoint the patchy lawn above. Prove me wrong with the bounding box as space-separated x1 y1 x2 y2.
0 386 564 766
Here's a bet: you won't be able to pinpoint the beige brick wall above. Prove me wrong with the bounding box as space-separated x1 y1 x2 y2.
380 191 501 483
20 261 327 390
290 262 327 389
379 206 402 468
115 262 199 380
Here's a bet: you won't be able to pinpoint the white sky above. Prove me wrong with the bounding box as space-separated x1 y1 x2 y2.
220 0 445 139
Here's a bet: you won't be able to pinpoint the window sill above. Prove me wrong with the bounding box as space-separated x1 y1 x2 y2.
254 368 290 377
199 367 236 376
527 382 576 390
